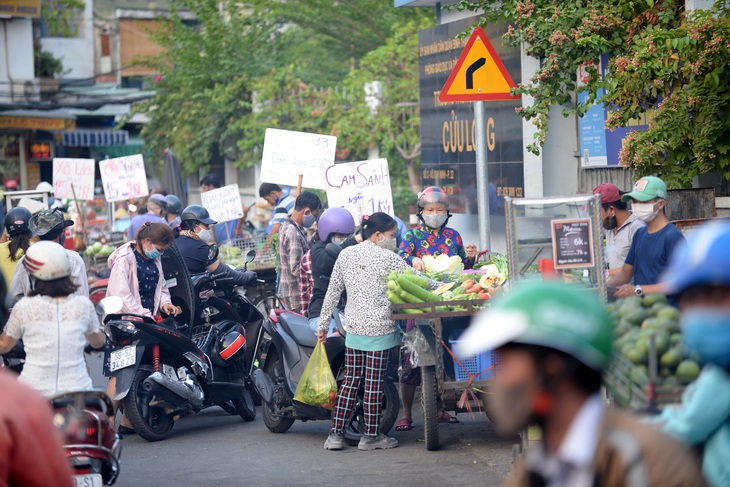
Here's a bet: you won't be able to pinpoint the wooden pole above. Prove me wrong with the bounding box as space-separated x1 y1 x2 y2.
296 174 303 196
70 184 87 248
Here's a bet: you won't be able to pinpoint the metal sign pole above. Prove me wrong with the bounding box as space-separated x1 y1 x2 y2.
474 100 491 251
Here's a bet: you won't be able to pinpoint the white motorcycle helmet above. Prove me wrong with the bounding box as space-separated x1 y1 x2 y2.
23 241 71 281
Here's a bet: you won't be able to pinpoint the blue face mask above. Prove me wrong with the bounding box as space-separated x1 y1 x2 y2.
683 310 730 368
423 213 447 229
302 212 316 228
145 245 162 260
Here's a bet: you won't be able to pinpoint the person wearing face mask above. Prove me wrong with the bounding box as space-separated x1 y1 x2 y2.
318 212 439 451
8 208 89 306
399 187 477 272
397 186 476 431
593 183 645 276
608 176 685 299
105 221 180 434
645 222 730 487
175 205 258 285
126 193 167 241
460 282 706 487
259 182 295 235
278 191 321 314
303 207 361 333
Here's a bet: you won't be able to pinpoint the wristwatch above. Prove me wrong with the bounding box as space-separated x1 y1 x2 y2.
635 285 643 296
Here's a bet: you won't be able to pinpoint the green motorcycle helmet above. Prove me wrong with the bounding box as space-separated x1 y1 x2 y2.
459 282 613 371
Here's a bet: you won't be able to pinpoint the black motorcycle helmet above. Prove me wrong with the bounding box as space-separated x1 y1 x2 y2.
181 205 217 226
4 207 32 237
211 326 247 367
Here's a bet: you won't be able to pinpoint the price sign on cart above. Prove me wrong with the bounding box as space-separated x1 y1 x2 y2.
99 154 149 202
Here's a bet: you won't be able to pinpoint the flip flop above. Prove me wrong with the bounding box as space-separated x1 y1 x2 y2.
438 412 459 424
395 418 413 431
118 425 136 435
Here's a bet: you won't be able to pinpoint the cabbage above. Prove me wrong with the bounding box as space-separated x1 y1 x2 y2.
422 254 464 277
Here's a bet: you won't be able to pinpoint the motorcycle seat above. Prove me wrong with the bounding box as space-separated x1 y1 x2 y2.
277 312 318 348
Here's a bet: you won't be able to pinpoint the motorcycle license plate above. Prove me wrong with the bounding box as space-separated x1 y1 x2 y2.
74 474 103 487
109 346 136 372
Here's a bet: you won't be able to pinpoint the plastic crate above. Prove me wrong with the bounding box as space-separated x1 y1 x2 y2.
448 339 498 381
218 236 276 270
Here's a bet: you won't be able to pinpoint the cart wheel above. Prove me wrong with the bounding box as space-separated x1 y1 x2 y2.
421 365 439 451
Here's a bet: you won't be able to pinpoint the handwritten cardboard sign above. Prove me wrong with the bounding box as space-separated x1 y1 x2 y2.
551 218 595 269
99 154 149 202
52 158 95 200
200 184 244 223
325 159 394 222
260 128 337 190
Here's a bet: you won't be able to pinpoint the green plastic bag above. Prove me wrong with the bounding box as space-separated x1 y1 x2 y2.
293 342 338 409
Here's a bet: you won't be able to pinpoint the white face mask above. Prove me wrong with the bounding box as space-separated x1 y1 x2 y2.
632 202 659 223
331 236 347 245
377 234 398 252
196 226 212 242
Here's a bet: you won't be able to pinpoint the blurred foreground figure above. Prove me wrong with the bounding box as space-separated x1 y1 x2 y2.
461 282 706 487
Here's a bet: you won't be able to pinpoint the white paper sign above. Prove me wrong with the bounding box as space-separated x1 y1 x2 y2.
200 184 244 223
52 158 95 200
99 154 149 202
260 128 337 190
325 159 394 222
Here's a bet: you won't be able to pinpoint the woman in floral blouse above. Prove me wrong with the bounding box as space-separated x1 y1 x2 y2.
396 186 477 431
318 212 438 451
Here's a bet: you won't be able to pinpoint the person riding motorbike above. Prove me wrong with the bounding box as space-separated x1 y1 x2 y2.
8 208 89 306
646 221 730 487
460 282 706 487
0 206 34 288
106 221 179 434
175 205 257 286
0 241 105 397
305 207 360 333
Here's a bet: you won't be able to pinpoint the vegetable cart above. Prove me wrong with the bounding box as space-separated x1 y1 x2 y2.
218 235 279 314
392 300 495 451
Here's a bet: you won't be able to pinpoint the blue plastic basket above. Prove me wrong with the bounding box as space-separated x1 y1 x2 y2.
448 339 497 382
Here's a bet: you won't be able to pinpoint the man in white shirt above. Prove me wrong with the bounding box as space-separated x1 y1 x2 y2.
593 183 645 275
8 209 88 306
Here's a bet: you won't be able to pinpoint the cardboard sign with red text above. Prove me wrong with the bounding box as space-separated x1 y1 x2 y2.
99 154 149 202
52 158 96 200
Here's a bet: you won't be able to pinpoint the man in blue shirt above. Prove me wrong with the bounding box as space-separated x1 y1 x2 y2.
608 176 685 298
258 183 295 235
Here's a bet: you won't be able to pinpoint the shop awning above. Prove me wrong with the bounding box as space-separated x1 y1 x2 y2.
56 129 129 147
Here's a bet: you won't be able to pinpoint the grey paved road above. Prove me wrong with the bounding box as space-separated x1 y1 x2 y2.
87 354 516 487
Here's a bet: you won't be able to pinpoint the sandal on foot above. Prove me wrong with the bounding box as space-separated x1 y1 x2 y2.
395 418 413 431
438 412 459 424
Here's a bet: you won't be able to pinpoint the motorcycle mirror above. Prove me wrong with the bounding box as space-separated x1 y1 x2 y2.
245 249 256 262
97 296 123 315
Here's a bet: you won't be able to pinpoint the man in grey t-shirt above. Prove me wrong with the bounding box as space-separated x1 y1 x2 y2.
594 183 645 274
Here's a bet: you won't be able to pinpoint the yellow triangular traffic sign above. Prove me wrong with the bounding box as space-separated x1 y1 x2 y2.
439 27 519 102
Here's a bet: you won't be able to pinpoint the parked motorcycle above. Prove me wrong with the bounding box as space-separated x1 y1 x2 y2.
252 308 400 445
100 268 256 441
50 391 122 486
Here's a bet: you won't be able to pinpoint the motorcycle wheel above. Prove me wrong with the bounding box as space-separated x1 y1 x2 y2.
343 380 400 446
261 352 295 433
123 369 174 442
232 385 257 421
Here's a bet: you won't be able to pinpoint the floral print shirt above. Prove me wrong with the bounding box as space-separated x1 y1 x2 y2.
398 225 473 269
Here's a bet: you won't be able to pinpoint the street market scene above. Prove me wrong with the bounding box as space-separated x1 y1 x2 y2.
1 0 729 486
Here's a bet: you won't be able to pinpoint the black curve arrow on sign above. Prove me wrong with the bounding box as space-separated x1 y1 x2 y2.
465 57 487 90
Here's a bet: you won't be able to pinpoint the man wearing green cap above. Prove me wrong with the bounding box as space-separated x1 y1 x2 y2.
607 176 684 298
460 283 705 487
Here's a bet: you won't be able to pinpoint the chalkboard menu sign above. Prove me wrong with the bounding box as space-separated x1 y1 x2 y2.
551 218 595 269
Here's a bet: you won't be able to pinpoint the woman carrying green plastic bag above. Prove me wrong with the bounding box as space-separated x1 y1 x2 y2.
293 342 338 409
